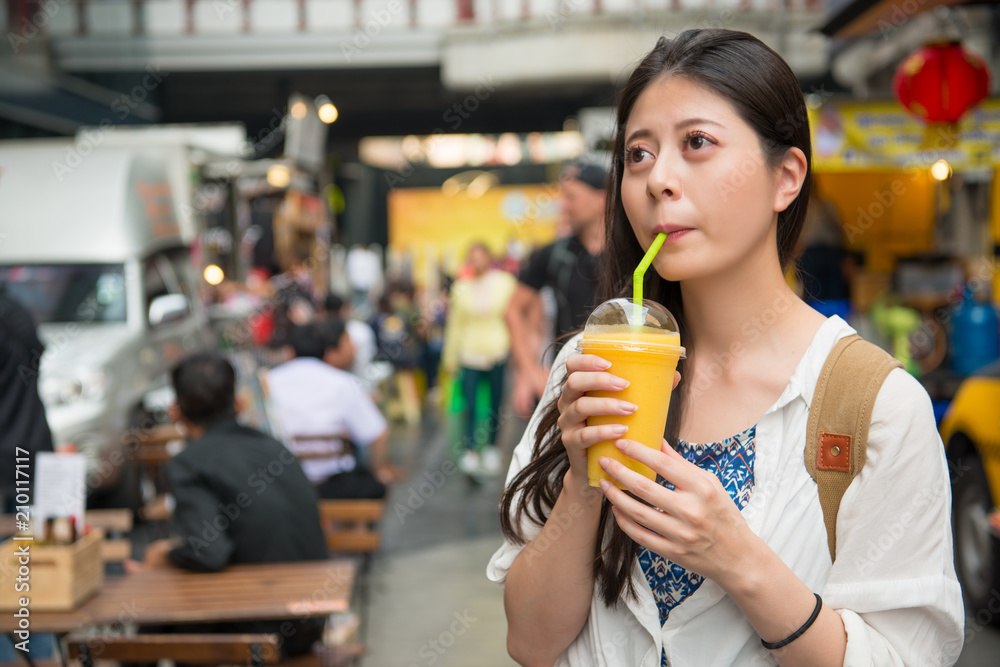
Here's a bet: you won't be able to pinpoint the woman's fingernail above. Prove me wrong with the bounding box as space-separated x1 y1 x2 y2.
598 456 610 470
611 424 628 435
612 378 630 390
595 358 611 370
599 479 610 492
621 402 638 414
614 439 629 451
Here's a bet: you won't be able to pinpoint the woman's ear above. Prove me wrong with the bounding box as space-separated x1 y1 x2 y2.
773 147 808 214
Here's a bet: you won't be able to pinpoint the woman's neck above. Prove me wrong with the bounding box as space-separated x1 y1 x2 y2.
679 250 801 361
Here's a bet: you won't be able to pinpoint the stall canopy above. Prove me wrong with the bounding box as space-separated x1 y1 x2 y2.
808 99 1000 273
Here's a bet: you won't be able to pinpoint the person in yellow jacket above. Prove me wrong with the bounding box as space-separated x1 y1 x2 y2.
443 242 517 476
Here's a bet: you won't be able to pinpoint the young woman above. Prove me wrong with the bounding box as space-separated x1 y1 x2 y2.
442 242 517 475
489 29 964 666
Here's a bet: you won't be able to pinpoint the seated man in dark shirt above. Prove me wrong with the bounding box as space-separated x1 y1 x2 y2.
129 352 328 656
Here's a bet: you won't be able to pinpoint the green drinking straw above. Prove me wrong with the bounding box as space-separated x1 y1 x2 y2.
632 232 667 324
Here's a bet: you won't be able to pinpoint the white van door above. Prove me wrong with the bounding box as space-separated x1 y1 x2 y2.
139 249 206 415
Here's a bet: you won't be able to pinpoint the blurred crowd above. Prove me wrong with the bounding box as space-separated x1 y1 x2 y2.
203 161 610 481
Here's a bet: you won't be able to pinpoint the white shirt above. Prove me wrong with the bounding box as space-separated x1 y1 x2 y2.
488 316 965 666
265 357 387 483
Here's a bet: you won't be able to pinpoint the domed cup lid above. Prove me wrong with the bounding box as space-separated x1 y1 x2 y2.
582 298 685 357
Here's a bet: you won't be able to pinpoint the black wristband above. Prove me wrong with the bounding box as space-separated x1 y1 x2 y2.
761 593 823 650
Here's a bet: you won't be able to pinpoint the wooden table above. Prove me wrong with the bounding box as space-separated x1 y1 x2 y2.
0 559 356 634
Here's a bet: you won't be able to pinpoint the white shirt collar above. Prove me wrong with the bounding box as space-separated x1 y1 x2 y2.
764 315 856 416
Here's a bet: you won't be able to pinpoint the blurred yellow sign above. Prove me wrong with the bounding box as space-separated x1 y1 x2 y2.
809 99 1000 171
388 183 560 284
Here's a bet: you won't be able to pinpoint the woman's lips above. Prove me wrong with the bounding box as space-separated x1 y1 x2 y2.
653 226 694 243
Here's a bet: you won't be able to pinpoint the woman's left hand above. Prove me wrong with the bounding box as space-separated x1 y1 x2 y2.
598 439 755 585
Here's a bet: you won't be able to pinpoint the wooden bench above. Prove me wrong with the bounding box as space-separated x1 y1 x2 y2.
124 424 185 524
64 633 281 667
315 499 385 666
317 500 384 555
100 538 133 563
126 423 186 466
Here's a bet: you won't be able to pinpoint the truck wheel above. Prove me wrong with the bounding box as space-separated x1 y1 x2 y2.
951 441 1000 616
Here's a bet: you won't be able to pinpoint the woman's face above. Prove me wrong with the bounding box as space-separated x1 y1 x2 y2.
620 75 789 283
468 246 491 275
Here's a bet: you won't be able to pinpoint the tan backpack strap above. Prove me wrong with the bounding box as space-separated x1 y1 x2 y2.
805 334 904 561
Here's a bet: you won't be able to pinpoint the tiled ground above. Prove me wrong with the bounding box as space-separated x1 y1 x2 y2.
359 405 522 667
364 536 516 667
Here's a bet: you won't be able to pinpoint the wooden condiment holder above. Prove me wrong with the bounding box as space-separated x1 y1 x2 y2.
0 528 104 611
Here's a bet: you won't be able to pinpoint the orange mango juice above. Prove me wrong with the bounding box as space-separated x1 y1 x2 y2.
581 327 682 488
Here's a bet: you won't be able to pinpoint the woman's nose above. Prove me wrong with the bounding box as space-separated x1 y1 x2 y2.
647 154 681 201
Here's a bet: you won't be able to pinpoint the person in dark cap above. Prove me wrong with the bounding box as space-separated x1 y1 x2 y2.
505 161 608 417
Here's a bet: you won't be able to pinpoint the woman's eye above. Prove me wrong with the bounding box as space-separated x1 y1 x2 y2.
684 132 715 151
625 146 651 164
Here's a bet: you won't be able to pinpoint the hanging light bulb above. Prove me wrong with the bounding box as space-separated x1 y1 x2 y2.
930 159 952 181
266 164 291 188
203 264 225 285
290 100 308 119
316 95 339 124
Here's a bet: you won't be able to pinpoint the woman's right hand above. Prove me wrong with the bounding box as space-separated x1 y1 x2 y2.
556 353 636 487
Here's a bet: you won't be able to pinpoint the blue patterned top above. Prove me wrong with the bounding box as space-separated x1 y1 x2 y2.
638 425 756 665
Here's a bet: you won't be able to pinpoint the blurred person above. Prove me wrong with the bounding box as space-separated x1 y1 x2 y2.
442 243 517 476
126 352 326 657
322 292 379 388
269 259 316 349
371 283 421 368
0 289 56 663
505 162 607 418
0 289 55 510
798 190 852 315
245 268 277 347
370 283 422 425
416 284 447 405
266 323 394 498
346 243 383 320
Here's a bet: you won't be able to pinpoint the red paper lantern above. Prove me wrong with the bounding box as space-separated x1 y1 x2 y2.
893 41 990 124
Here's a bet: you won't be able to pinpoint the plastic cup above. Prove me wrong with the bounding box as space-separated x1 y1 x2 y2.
581 298 685 488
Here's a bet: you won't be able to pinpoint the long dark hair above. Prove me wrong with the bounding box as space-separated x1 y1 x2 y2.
499 29 813 607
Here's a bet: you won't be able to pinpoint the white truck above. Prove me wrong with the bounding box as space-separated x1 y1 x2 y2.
0 138 218 507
